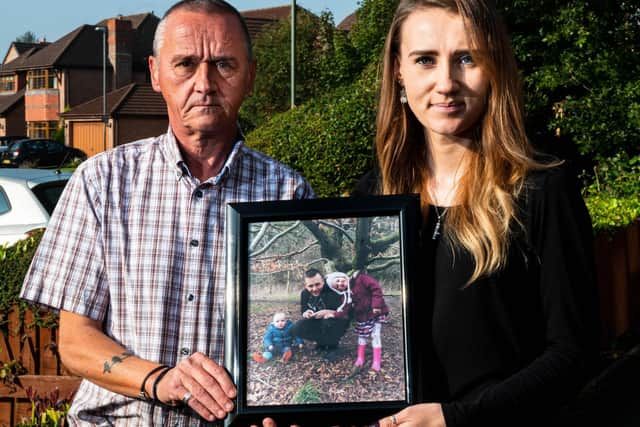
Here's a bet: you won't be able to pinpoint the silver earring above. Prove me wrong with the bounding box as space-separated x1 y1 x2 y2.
399 87 408 105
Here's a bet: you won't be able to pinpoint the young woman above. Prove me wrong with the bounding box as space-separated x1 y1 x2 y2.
363 1 599 426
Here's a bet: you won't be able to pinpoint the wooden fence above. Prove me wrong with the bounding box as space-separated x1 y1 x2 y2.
0 309 80 426
594 219 640 348
0 221 638 426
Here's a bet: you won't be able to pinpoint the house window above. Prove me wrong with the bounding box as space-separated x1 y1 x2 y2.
27 69 57 90
0 76 15 93
27 121 59 139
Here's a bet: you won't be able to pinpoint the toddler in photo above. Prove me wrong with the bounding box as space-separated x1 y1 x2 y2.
350 270 389 372
326 271 353 318
253 312 303 363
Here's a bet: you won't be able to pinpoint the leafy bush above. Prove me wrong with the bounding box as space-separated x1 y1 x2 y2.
583 154 640 233
502 1 640 162
247 64 378 197
0 230 56 329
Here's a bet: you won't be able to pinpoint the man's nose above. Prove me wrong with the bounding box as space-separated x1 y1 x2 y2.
194 62 215 93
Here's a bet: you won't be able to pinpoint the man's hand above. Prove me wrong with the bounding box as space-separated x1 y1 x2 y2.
312 309 337 319
156 352 237 422
302 309 314 319
373 308 382 315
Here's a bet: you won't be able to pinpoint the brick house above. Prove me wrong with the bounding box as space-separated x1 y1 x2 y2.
0 13 159 142
1 5 343 157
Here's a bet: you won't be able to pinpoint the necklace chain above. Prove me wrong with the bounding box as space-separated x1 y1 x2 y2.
428 150 466 240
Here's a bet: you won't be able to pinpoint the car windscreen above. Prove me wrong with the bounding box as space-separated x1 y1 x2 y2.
7 140 24 151
31 180 68 215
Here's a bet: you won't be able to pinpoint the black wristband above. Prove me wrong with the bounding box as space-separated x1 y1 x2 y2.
139 365 169 401
152 366 172 403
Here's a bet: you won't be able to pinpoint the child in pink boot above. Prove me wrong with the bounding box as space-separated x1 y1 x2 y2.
350 270 389 372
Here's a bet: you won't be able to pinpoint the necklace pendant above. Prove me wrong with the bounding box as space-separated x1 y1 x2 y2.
432 219 442 240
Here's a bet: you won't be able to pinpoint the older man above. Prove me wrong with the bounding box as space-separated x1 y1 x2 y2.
20 1 312 425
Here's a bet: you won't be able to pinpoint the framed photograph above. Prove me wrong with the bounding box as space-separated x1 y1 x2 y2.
225 195 420 427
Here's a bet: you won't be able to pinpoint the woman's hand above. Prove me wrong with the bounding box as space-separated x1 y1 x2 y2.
251 418 299 427
379 403 445 427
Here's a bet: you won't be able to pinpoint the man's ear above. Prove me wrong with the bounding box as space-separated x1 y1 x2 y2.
149 56 161 93
245 58 257 97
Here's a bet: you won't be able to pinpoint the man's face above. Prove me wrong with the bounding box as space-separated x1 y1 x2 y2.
149 10 256 138
304 274 324 297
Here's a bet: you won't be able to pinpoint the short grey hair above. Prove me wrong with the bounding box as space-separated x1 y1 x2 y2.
153 0 253 59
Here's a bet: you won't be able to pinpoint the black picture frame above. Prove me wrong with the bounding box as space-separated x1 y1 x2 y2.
225 195 420 427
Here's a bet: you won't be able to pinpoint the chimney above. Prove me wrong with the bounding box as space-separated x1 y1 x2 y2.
107 17 133 89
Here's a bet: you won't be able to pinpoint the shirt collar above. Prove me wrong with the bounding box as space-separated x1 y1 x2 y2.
164 126 246 184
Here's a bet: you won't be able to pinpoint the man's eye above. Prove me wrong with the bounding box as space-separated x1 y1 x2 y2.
216 60 235 73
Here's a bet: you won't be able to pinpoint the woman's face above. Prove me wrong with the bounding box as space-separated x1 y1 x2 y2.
395 7 490 142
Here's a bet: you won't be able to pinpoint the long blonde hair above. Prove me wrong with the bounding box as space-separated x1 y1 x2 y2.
376 0 550 283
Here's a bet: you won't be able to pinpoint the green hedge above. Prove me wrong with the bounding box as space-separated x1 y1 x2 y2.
582 154 640 233
0 230 54 329
247 64 379 197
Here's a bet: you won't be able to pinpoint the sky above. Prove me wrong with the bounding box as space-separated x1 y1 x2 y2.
0 0 361 57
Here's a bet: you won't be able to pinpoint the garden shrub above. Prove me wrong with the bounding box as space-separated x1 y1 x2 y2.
0 230 55 329
583 154 640 233
247 63 379 197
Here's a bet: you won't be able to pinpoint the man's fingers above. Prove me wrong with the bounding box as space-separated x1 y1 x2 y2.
167 352 237 421
199 356 237 398
181 374 229 420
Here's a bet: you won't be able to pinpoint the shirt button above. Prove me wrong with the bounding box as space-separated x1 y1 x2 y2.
187 294 195 302
180 347 190 356
189 239 199 247
195 190 204 198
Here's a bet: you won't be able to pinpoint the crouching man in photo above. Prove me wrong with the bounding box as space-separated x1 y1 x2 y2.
291 268 350 363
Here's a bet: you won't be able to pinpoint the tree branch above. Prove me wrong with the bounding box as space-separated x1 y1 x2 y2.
254 241 319 261
249 222 270 252
250 221 302 258
316 220 355 243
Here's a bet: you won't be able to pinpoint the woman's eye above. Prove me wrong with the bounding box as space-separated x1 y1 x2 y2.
416 56 435 66
459 54 475 65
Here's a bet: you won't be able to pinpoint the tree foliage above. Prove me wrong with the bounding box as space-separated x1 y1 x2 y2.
501 0 640 162
241 0 399 132
240 8 353 131
15 31 37 43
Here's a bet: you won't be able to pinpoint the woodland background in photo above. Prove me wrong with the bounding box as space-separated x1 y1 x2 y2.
245 216 408 406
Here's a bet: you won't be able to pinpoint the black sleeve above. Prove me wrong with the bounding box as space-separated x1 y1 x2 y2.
442 166 600 427
352 168 380 197
300 290 309 315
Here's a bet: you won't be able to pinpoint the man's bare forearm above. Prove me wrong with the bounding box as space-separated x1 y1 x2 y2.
59 310 164 398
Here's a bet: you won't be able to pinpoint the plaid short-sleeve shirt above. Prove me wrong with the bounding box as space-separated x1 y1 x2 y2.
21 129 313 426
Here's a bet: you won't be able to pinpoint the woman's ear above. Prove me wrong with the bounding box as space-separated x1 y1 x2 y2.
394 58 403 86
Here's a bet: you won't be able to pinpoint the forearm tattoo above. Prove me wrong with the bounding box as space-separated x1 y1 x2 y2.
103 350 134 373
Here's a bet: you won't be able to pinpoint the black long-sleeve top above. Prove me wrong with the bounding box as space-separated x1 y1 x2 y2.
356 166 599 426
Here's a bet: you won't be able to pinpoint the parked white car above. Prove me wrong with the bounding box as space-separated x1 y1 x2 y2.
0 168 72 247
